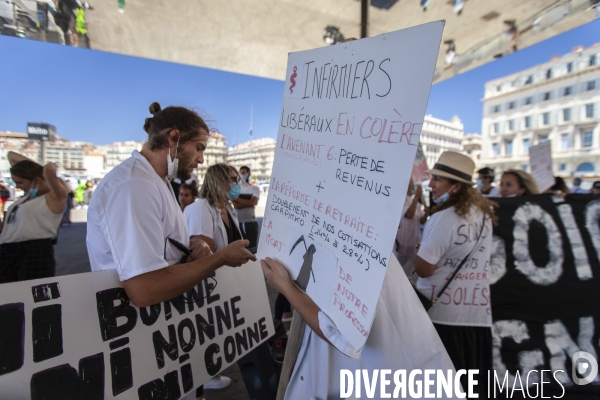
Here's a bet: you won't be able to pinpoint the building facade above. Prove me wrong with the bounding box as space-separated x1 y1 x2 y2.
96 141 144 170
420 115 464 169
480 44 600 178
462 133 482 169
228 138 276 182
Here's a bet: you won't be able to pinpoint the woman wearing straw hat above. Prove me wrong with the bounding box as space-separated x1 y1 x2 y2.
415 151 497 397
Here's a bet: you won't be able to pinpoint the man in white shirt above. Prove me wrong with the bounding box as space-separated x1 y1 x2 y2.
87 103 255 309
232 166 260 252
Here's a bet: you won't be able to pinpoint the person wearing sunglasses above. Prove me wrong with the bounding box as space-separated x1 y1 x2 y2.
183 163 244 392
0 153 67 283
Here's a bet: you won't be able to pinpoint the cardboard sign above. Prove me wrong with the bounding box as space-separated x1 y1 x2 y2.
0 262 274 399
257 22 444 351
529 140 554 192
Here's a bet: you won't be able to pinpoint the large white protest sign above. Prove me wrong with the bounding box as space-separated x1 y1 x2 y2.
529 140 554 192
0 262 274 399
258 22 444 351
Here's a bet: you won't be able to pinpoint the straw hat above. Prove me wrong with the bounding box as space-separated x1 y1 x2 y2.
426 151 475 185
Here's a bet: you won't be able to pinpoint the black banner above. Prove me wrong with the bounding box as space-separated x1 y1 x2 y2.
490 194 600 399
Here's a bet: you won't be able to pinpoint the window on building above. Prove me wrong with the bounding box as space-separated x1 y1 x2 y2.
522 165 529 172
524 96 533 106
561 134 570 150
505 141 513 156
590 54 597 66
497 84 503 92
562 108 571 123
563 86 572 96
546 69 552 79
524 116 531 129
586 104 595 119
566 62 573 73
524 75 533 85
586 80 596 91
492 104 501 113
507 101 516 110
582 130 593 148
508 120 515 131
559 163 566 171
491 122 500 134
492 143 499 156
542 91 551 101
523 138 530 154
539 135 549 143
542 112 551 125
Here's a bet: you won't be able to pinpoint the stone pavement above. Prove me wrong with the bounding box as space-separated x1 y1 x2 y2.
53 197 275 400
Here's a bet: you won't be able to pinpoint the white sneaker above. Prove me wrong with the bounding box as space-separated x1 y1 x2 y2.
204 375 231 390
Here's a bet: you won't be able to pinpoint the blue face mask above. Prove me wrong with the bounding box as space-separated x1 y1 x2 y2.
476 179 483 188
433 185 455 204
242 175 249 183
228 182 241 200
29 182 39 198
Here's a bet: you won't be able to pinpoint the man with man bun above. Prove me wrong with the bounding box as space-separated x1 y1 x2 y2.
86 102 255 399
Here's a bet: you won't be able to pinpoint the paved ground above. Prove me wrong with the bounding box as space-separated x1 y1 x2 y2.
52 195 275 400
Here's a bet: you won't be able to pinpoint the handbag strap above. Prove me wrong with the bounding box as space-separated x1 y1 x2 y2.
431 213 487 307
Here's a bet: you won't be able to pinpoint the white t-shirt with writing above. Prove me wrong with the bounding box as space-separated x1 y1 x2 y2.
416 206 493 327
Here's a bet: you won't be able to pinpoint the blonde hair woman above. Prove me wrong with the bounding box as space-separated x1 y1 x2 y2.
500 169 539 197
185 164 245 252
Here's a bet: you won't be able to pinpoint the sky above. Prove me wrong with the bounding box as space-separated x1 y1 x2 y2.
0 18 598 145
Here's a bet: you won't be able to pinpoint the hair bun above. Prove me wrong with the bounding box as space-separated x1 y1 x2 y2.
149 102 162 115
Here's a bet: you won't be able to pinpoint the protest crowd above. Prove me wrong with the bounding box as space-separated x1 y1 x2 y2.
0 100 598 400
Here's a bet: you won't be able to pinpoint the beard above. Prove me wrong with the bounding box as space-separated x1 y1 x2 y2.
175 148 194 181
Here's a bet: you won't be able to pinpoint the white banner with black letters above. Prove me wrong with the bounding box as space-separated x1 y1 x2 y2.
0 261 274 399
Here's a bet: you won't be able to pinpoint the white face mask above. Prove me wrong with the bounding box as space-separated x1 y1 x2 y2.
166 136 180 181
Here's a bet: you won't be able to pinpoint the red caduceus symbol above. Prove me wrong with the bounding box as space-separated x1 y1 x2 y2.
289 66 298 94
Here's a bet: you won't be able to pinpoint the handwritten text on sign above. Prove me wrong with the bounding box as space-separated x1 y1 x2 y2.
258 22 444 351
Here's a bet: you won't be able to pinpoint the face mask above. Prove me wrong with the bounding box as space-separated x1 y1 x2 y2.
29 181 39 198
228 182 241 200
433 185 455 204
242 175 249 183
476 179 483 188
166 136 180 181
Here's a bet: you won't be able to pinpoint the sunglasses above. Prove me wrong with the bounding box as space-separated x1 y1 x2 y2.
229 176 240 183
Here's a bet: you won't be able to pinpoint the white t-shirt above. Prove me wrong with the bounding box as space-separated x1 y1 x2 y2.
184 198 240 251
0 194 63 244
236 184 260 223
416 206 493 327
479 186 500 197
86 151 189 281
285 256 457 399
